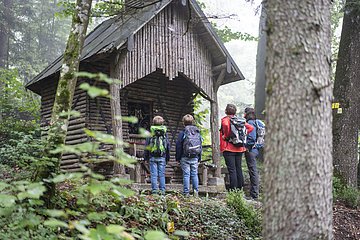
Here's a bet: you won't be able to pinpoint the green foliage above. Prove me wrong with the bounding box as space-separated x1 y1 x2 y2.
0 130 46 173
197 1 257 43
333 176 360 209
0 180 58 240
56 1 77 18
58 1 124 18
92 0 124 17
226 190 262 238
0 69 43 180
0 69 40 120
193 95 210 145
341 187 360 209
213 24 258 43
176 196 248 239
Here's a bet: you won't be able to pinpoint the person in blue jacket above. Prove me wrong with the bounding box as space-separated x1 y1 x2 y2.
144 116 170 194
176 114 202 197
244 107 260 200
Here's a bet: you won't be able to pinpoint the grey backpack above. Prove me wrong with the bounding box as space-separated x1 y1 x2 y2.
182 125 202 158
228 116 247 147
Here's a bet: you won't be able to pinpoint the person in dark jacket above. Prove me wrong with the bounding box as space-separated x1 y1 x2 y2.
176 114 202 197
144 116 170 194
244 107 260 199
220 104 254 191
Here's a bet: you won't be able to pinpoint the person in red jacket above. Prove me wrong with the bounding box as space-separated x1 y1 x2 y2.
220 104 254 190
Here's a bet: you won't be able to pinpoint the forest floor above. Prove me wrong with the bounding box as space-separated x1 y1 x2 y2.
333 201 360 240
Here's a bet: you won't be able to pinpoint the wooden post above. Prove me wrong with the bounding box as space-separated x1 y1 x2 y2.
110 52 126 175
210 69 225 178
135 163 142 183
202 166 208 186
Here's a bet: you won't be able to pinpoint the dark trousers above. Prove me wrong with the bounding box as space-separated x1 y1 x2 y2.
245 147 259 198
223 151 244 190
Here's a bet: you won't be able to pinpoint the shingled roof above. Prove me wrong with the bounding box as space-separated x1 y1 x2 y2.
25 0 244 93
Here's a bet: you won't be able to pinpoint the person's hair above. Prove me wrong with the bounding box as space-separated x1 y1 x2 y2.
244 107 256 120
225 104 237 115
245 111 256 121
244 107 255 115
153 116 165 126
182 114 194 126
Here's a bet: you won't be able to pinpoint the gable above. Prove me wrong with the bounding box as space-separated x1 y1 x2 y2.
25 0 244 94
115 1 215 98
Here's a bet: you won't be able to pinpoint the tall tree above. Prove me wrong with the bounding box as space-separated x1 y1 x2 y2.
0 0 13 121
35 0 92 201
254 3 266 119
0 0 13 68
332 0 360 188
263 0 333 239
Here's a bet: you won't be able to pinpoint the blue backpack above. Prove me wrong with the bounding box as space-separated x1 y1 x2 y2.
182 125 202 158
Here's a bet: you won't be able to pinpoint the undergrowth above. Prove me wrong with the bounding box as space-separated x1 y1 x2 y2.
226 190 262 239
333 176 360 209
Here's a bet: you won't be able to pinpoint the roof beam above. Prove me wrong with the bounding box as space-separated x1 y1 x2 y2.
212 63 226 72
215 69 226 91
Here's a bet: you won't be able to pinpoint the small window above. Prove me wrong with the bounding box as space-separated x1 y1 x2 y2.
128 102 152 134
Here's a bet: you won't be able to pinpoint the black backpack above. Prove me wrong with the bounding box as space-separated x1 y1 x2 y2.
149 126 167 157
182 125 202 158
228 116 247 147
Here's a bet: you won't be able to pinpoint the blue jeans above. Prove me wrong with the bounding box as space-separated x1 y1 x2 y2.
180 157 199 194
149 157 166 194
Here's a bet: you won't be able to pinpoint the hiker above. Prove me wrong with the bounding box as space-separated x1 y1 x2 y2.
220 104 254 191
144 116 170 194
176 114 202 197
244 107 265 200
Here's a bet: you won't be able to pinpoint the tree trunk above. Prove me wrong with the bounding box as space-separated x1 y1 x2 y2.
0 0 13 121
0 0 12 68
110 52 126 175
263 1 333 239
332 0 360 188
254 3 267 119
35 0 92 203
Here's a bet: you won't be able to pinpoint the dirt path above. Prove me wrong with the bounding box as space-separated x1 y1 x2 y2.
333 201 360 240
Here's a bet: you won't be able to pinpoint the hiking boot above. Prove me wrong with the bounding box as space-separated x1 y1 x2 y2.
193 190 199 198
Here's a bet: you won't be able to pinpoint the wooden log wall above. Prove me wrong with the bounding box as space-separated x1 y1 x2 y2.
84 71 195 180
121 70 195 183
40 78 88 172
115 1 214 100
122 70 194 154
85 80 116 175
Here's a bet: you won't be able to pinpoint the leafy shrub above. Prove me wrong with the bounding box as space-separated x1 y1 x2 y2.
341 187 360 208
0 130 44 169
0 180 58 240
333 176 360 209
0 68 40 120
226 190 262 238
333 176 344 201
175 196 248 239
